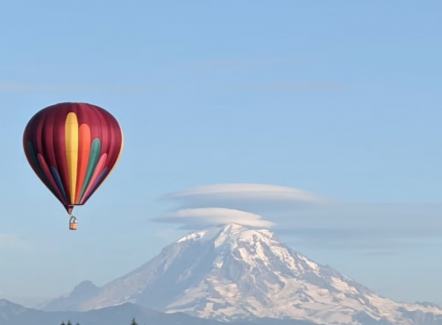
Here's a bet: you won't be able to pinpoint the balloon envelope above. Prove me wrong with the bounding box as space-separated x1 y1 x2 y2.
23 102 124 214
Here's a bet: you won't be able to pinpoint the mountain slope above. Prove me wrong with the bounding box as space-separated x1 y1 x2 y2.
0 299 318 325
42 223 442 325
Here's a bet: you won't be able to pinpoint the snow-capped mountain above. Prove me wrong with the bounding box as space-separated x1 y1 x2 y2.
42 223 442 325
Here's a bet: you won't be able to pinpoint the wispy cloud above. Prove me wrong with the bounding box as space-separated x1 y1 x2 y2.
233 82 345 92
0 234 33 252
274 202 442 251
154 207 274 229
179 55 345 92
183 55 312 70
158 183 442 253
0 82 155 94
0 80 344 94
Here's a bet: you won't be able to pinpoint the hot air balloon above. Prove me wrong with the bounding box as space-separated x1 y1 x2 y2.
23 102 124 230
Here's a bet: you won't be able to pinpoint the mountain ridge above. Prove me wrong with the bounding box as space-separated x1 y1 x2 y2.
1 298 323 325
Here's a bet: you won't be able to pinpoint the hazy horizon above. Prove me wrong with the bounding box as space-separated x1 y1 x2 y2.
1 0 441 309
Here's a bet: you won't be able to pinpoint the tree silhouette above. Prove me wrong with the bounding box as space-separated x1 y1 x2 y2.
60 320 79 325
130 317 138 325
60 316 144 325
59 316 146 325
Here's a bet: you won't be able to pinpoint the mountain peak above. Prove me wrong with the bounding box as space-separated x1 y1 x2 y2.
0 299 12 306
176 222 273 246
0 298 28 313
42 280 99 312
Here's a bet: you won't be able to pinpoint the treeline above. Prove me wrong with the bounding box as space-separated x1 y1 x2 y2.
60 318 140 325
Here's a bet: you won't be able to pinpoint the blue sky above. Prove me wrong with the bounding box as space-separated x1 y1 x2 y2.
1 0 442 307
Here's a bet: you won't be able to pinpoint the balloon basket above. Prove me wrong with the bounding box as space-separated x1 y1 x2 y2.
69 215 78 231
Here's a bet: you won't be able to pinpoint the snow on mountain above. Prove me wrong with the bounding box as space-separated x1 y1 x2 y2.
42 223 442 325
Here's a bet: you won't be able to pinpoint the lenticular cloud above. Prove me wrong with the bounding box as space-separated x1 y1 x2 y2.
156 183 330 230
157 207 274 229
165 183 325 203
